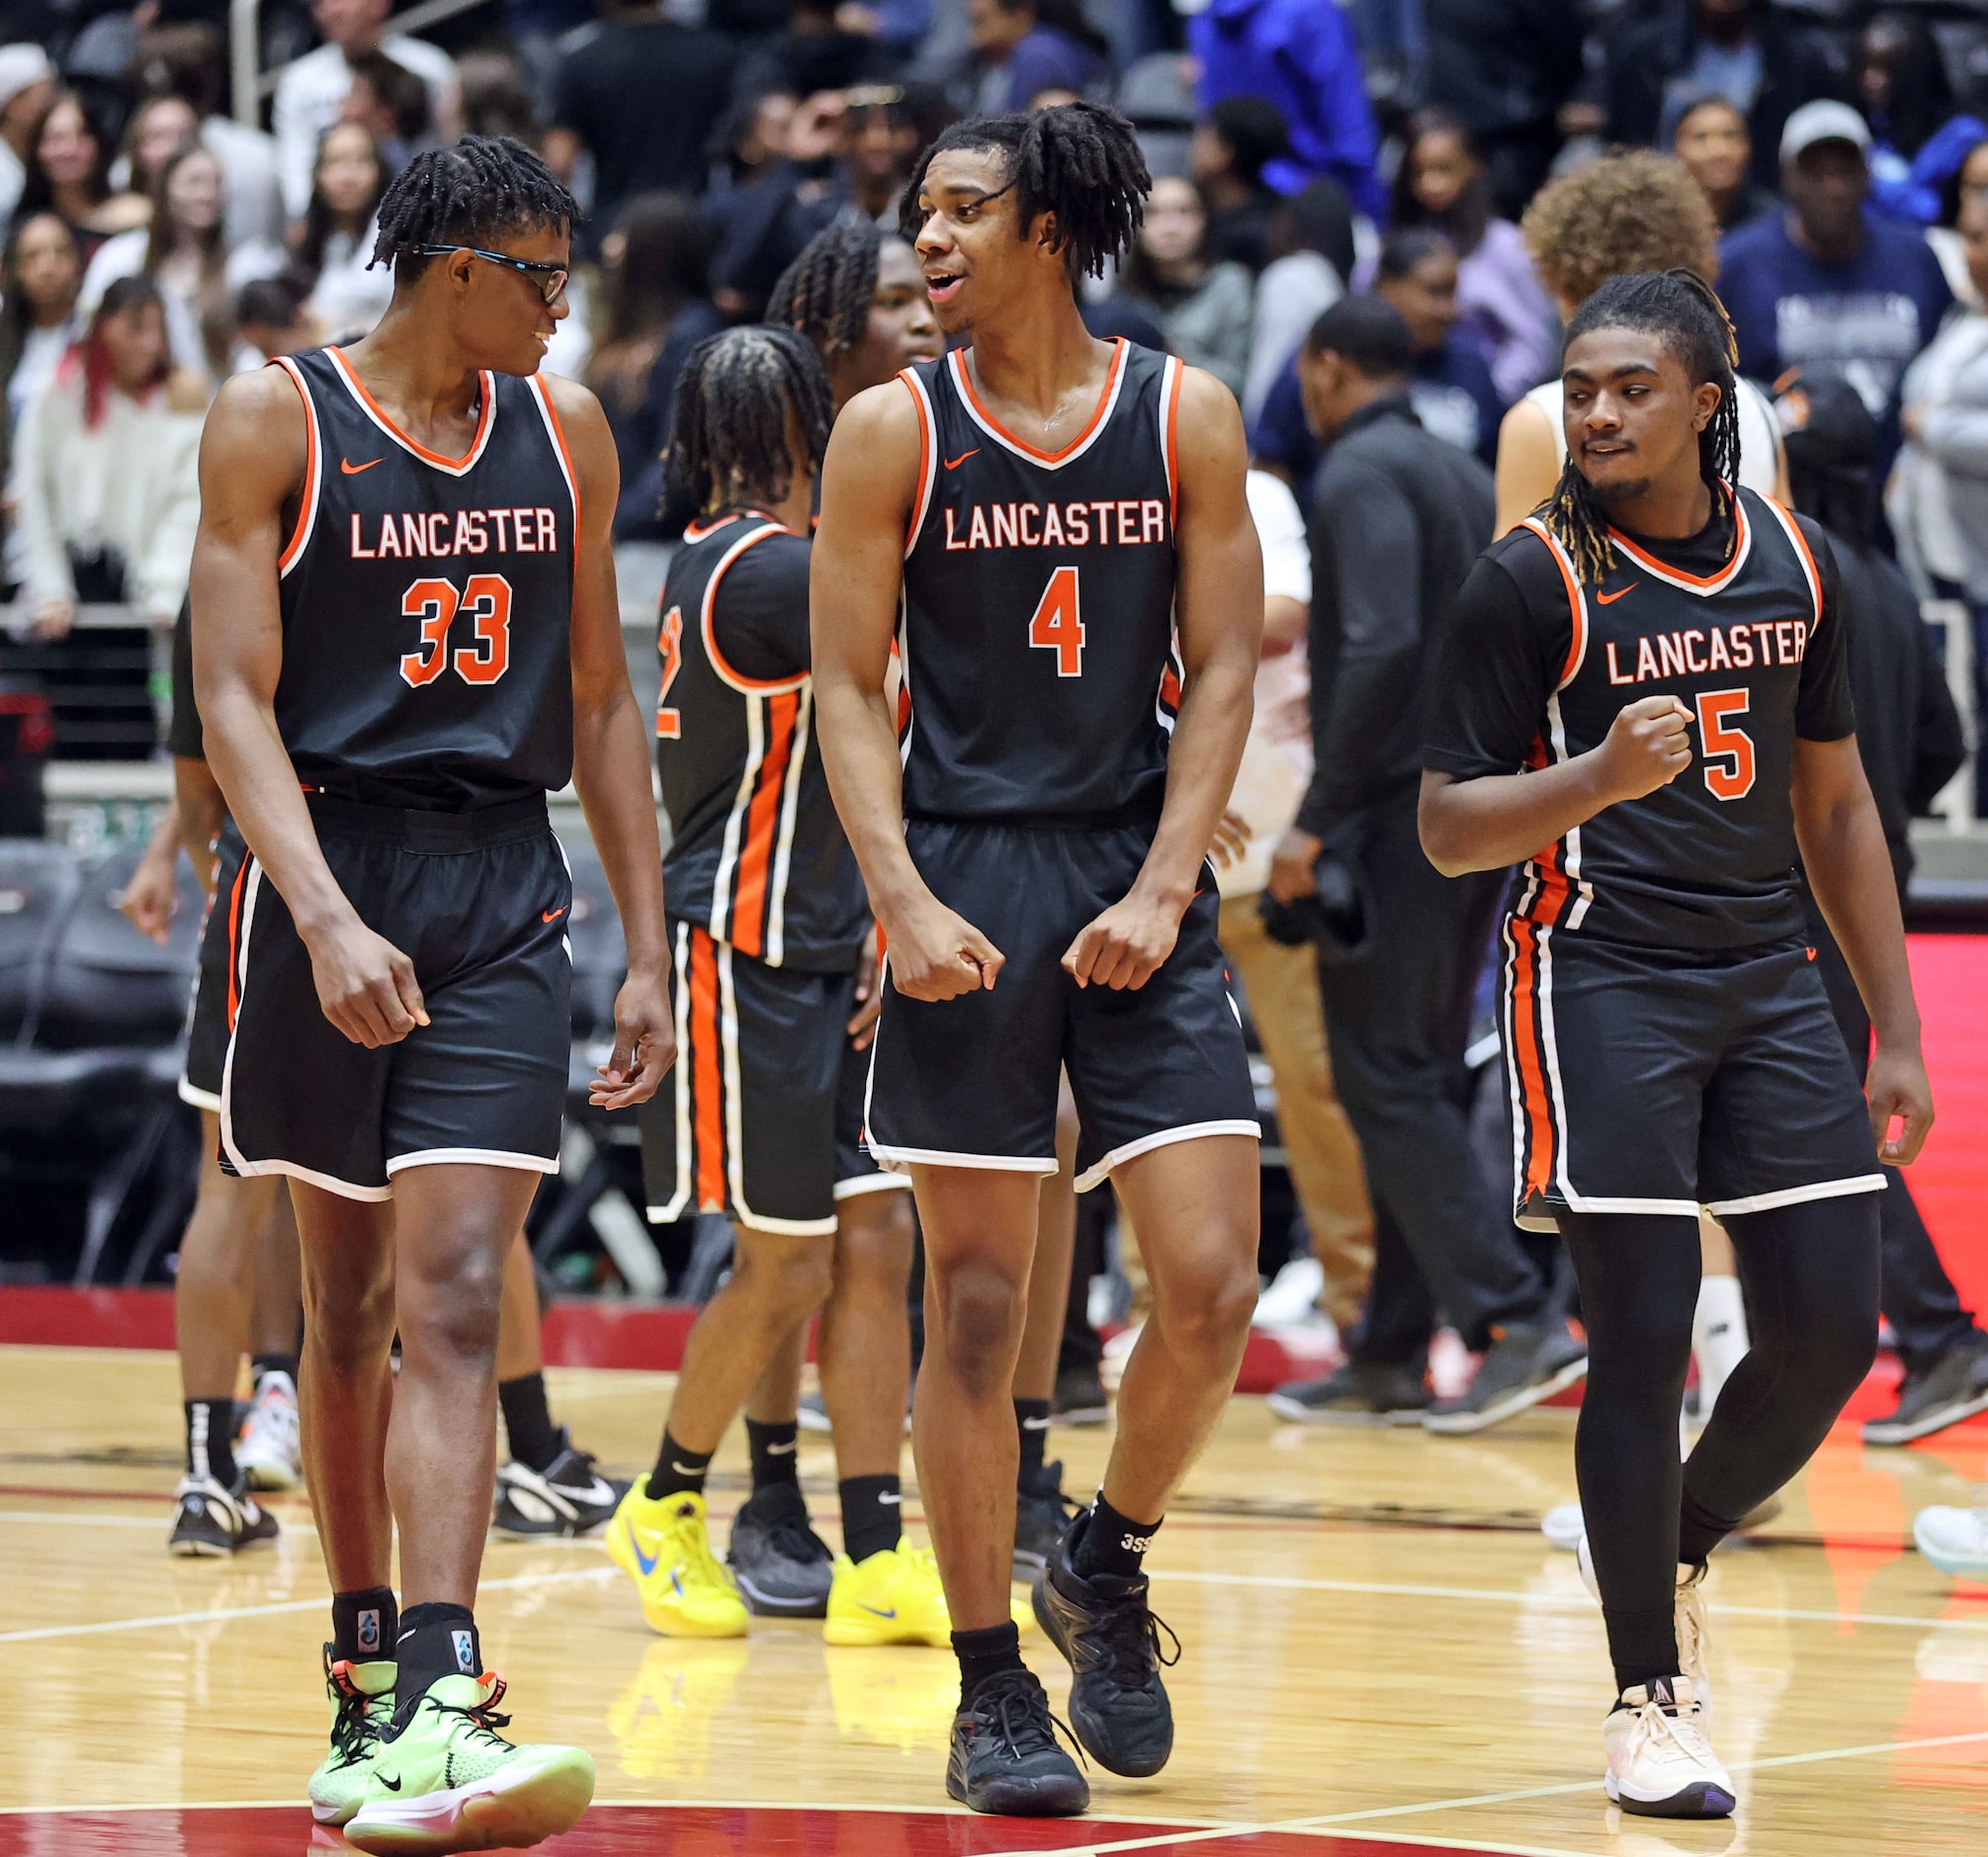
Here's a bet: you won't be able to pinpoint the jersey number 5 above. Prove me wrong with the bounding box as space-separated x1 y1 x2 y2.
656 605 684 740
1695 688 1756 802
1028 566 1084 677
399 575 513 688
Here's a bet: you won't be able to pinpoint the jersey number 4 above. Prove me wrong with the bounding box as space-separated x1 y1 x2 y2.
1028 566 1084 677
399 575 513 689
1695 688 1756 802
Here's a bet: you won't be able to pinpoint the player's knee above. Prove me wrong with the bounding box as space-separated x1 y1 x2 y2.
1158 1252 1257 1363
399 1241 506 1365
832 1196 914 1297
736 1235 835 1323
929 1258 1025 1381
303 1264 394 1376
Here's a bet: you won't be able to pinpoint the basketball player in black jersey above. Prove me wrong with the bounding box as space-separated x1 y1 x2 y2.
1424 271 1933 1817
192 139 672 1852
813 104 1263 1815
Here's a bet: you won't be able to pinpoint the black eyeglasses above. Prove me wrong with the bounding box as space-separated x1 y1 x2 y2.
413 243 568 304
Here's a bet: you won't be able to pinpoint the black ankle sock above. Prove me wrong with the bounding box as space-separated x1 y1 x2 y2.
1014 1397 1051 1483
1075 1492 1160 1581
952 1619 1024 1706
1604 1603 1682 1700
251 1353 298 1390
648 1429 712 1499
184 1398 237 1486
394 1603 479 1711
746 1417 801 1492
498 1371 564 1472
838 1473 903 1562
332 1588 397 1665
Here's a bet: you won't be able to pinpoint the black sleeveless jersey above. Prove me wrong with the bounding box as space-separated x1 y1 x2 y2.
268 347 576 811
1426 484 1857 949
654 511 868 971
897 339 1186 821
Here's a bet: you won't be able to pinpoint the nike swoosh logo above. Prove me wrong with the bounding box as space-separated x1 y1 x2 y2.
670 1460 702 1475
1021 1417 1051 1431
1596 582 1637 604
879 1491 901 1505
765 1440 796 1456
631 1539 659 1577
943 449 979 471
860 1604 897 1618
542 905 567 923
341 457 384 475
378 1774 402 1792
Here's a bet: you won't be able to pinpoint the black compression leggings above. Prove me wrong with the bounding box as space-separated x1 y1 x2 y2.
1560 1197 1880 1696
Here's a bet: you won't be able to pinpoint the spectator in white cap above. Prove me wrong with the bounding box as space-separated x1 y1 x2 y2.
0 44 55 225
1717 97 1951 471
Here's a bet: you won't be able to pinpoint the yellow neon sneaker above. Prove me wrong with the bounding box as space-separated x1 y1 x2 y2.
306 1650 396 1825
605 1478 748 1638
824 1540 954 1645
343 1671 593 1854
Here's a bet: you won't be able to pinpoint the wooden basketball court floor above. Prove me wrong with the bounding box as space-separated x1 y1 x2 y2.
3 1343 1986 1856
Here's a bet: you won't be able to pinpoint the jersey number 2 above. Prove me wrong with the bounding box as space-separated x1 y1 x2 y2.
1028 566 1084 677
1695 688 1756 801
399 575 513 689
656 605 684 740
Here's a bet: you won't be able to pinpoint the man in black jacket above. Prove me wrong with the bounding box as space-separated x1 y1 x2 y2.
1782 380 1988 1446
1265 298 1583 1433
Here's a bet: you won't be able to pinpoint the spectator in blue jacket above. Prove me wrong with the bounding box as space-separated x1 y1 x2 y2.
1186 0 1382 221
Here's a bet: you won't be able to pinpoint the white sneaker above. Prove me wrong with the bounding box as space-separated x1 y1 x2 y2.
235 1371 303 1491
1916 1504 1988 1578
1542 1501 1585 1548
1253 1256 1329 1329
1603 1676 1734 1817
1577 1534 1712 1715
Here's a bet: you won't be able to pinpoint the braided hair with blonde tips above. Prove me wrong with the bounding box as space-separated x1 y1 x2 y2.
1542 268 1744 584
898 101 1150 284
663 324 835 515
766 219 885 363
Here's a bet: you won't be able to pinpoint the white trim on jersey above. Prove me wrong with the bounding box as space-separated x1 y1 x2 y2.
708 688 759 944
647 921 696 1223
945 340 1130 470
217 859 263 1184
324 347 499 478
1754 492 1825 630
866 1141 1062 1176
896 589 914 767
270 355 322 579
764 684 813 967
1609 484 1754 596
1515 520 1597 928
176 1078 222 1112
833 1172 914 1199
1073 1118 1262 1194
387 1147 561 1177
1704 1175 1887 1216
1157 354 1183 512
900 369 939 558
525 373 581 534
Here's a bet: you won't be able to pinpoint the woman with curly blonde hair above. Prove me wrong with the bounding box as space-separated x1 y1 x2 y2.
1494 148 1787 535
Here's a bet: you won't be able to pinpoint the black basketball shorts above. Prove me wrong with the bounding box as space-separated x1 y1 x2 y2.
178 819 247 1112
219 796 572 1201
641 920 908 1235
1502 923 1884 1232
864 816 1259 1190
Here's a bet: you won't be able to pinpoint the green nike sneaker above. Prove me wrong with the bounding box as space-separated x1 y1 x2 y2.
307 1649 396 1825
343 1670 594 1854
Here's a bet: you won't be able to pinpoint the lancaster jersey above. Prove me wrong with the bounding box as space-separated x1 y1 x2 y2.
1426 484 1856 949
654 511 868 971
898 338 1186 821
269 347 577 810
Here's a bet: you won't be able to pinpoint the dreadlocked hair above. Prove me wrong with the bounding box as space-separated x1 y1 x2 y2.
1542 267 1743 584
898 101 1149 283
767 219 883 362
371 135 579 281
664 325 834 514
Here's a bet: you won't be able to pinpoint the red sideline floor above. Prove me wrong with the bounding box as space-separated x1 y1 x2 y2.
4 934 1984 1416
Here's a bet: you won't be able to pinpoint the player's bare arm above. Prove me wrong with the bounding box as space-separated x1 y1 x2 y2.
812 378 1004 1001
548 373 675 1108
1063 368 1260 990
1792 733 1934 1163
173 755 226 888
1419 693 1694 877
191 368 429 1050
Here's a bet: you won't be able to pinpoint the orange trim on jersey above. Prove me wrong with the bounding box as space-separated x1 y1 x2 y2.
270 357 319 575
1767 498 1825 629
1518 517 1587 688
901 371 933 549
948 339 1127 465
327 347 494 471
1507 919 1557 1199
530 375 581 534
1163 358 1183 526
224 854 250 1032
1159 663 1182 710
729 690 801 958
700 522 808 695
683 508 782 544
688 928 726 1212
1606 484 1748 592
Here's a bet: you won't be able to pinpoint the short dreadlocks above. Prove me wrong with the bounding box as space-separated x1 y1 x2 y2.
371 135 578 284
664 325 834 514
898 101 1149 284
1543 268 1743 584
767 219 885 363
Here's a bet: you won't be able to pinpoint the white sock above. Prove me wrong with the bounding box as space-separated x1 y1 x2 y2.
1692 1276 1750 1421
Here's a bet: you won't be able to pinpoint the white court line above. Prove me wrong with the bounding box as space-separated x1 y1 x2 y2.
0 1564 616 1645
1156 1568 1988 1635
0 1509 618 1551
